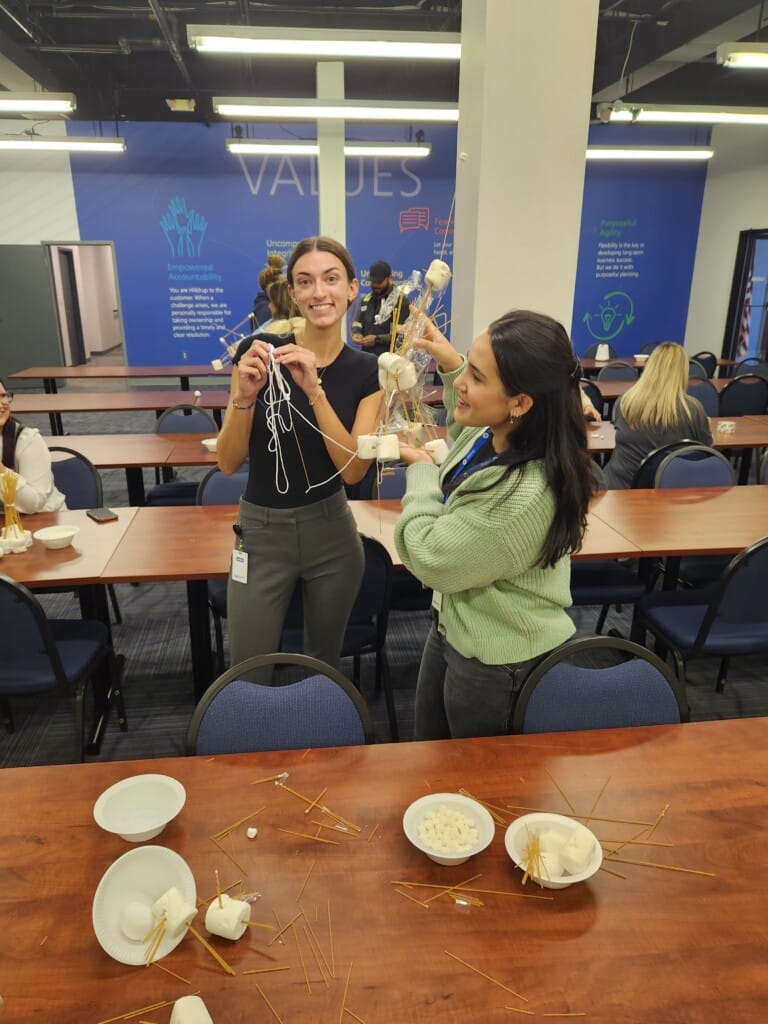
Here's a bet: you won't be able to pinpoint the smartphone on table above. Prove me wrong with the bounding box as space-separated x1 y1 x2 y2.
86 507 119 523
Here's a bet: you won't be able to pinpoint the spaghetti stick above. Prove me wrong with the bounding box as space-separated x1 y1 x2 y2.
319 806 361 832
599 864 628 880
392 881 552 902
647 802 670 838
304 914 333 980
345 1009 367 1024
215 868 223 909
585 776 611 824
187 924 236 975
268 911 302 947
251 773 288 785
394 887 430 909
544 767 576 814
303 921 329 987
95 998 176 1023
211 835 246 874
278 827 340 846
212 807 264 839
198 878 242 907
244 921 275 931
444 950 528 1002
603 855 715 877
254 982 284 1024
423 873 481 905
504 1009 536 1017
293 921 311 994
541 1014 587 1018
304 788 328 815
150 960 191 985
273 909 285 944
243 966 291 975
367 823 380 843
602 826 650 859
327 899 336 978
458 789 507 824
339 962 353 1024
506 805 655 827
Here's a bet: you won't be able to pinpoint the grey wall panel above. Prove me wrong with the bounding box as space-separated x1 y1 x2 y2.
0 245 62 378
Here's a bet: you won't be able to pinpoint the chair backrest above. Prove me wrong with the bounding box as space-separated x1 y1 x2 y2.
374 464 407 500
589 461 607 491
692 537 768 647
48 446 103 509
688 358 708 380
156 404 219 434
185 652 374 754
583 342 617 360
638 341 661 355
597 361 638 381
686 378 719 417
719 375 768 416
0 575 66 693
511 635 687 734
579 378 602 413
653 444 736 489
196 467 249 505
691 351 717 377
631 440 699 488
761 451 768 485
733 358 768 380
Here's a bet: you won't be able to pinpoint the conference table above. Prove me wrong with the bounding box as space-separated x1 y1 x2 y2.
580 356 735 374
13 389 231 435
0 717 766 1022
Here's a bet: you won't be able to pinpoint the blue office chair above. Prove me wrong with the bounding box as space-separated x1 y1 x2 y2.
0 574 126 761
636 536 768 692
597 361 638 381
146 404 219 505
688 358 708 380
511 635 688 734
281 535 399 741
638 342 662 355
719 375 768 416
48 446 122 625
631 440 700 489
195 467 249 674
686 378 719 417
185 652 373 755
733 358 768 380
691 351 717 378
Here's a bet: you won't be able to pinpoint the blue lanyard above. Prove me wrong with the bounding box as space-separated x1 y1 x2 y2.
442 429 495 502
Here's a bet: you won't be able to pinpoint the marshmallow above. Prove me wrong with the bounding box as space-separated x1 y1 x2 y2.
247 826 258 839
537 828 567 855
377 352 419 391
424 438 450 465
356 434 380 460
376 434 401 461
425 259 452 292
536 850 563 881
152 886 197 938
170 995 214 1024
560 826 596 875
120 901 154 942
204 892 250 941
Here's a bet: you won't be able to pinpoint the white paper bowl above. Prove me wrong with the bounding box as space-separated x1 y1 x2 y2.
201 437 218 451
92 845 196 964
504 812 602 889
633 353 650 363
33 525 80 549
94 773 186 842
403 792 496 866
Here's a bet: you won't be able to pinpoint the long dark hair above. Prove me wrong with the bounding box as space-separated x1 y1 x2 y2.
451 310 592 568
0 377 21 469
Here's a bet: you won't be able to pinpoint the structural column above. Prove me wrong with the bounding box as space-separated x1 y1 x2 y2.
316 61 347 244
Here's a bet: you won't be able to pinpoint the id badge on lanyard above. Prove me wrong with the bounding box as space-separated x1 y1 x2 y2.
231 523 248 584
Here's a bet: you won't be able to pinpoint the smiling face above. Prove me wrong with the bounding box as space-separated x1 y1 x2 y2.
288 250 358 330
454 332 532 447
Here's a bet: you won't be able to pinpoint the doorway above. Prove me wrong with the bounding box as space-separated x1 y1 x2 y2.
44 241 126 366
723 229 768 363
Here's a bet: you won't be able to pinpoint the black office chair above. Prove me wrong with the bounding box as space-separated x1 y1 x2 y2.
195 467 249 674
511 635 688 734
718 375 768 416
597 361 638 381
281 535 399 741
761 451 768 484
185 652 373 755
580 378 603 417
48 446 122 625
688 358 708 380
636 536 768 693
583 343 617 361
691 351 717 378
732 358 768 381
686 379 719 417
0 573 126 761
638 342 661 355
145 404 219 506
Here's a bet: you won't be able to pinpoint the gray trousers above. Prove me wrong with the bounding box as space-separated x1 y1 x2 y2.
415 619 544 740
226 490 364 671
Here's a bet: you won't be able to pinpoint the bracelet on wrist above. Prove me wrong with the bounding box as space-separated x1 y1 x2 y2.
308 384 324 407
231 398 256 410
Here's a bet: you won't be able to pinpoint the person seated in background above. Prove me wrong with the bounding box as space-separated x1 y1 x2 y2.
266 278 300 322
0 378 65 513
252 254 285 326
351 260 411 358
604 342 712 489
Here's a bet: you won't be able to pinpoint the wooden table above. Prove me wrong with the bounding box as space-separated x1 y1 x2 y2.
0 717 766 1023
14 390 230 435
595 377 730 402
9 363 230 391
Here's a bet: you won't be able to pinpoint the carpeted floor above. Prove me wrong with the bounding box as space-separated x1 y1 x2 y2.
3 386 768 768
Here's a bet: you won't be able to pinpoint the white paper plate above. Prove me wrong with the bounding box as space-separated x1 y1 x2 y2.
201 437 217 451
92 846 197 965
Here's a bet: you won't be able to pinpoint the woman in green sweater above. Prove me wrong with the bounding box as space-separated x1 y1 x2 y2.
394 310 592 739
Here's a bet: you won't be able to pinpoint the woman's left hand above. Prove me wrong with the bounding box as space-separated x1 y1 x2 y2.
273 344 321 398
399 443 436 466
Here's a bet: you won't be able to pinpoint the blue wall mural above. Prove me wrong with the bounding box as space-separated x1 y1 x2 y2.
69 121 456 365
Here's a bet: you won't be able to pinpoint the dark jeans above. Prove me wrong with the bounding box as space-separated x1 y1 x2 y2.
414 621 544 740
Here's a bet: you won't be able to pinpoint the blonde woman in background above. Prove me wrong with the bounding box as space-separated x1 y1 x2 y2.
604 342 712 489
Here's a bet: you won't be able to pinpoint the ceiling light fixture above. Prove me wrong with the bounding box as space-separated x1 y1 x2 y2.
214 98 458 123
225 138 432 157
716 42 768 69
586 146 714 161
0 136 126 152
188 25 460 60
604 101 768 125
0 92 76 114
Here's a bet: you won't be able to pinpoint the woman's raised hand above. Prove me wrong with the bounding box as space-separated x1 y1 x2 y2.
272 343 320 398
412 319 463 373
235 338 272 402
